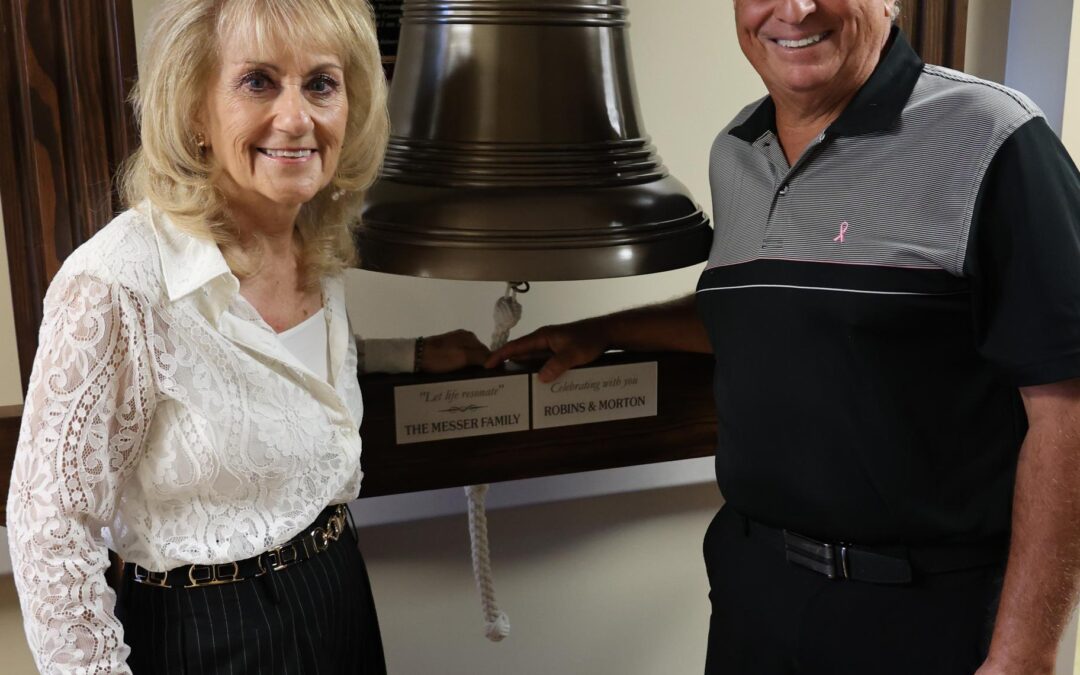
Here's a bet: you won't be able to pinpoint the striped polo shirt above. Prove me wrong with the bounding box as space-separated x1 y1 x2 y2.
696 29 1080 546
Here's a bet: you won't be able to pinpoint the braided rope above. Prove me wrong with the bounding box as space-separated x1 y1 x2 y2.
464 283 522 642
466 484 510 641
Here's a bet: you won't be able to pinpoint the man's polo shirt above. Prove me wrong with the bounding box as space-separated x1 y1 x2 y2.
696 29 1080 545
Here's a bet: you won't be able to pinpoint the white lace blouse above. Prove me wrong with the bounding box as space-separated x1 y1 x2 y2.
5 206 392 673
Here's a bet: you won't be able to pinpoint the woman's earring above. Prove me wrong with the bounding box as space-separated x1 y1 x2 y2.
194 132 207 149
331 188 345 201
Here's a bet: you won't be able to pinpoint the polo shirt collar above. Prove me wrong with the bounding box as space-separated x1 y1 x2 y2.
728 27 924 143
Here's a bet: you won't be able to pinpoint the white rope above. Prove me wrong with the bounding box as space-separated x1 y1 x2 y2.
489 284 523 351
465 282 523 642
465 484 511 641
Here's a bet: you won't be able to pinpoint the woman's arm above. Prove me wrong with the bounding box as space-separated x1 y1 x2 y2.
6 273 156 674
358 330 490 374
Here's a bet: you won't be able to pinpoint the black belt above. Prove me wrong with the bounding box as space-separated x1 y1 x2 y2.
741 515 1007 585
128 504 350 589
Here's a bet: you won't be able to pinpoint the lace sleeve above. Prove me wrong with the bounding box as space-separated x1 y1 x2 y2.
6 273 158 674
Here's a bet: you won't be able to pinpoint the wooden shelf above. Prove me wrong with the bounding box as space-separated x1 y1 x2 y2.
357 351 717 497
0 352 717 525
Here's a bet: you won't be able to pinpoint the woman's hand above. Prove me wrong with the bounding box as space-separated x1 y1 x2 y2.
418 330 491 374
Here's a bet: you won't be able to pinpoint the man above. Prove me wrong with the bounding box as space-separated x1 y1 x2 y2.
486 1 1080 673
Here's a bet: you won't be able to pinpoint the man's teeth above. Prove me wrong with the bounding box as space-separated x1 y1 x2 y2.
260 149 313 158
777 33 826 49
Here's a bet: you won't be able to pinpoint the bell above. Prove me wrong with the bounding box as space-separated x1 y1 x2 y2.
358 0 712 281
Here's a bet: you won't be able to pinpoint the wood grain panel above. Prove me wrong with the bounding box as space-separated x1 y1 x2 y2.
919 0 949 65
948 0 969 69
0 414 20 525
0 0 137 527
0 0 138 392
896 0 966 70
897 0 920 50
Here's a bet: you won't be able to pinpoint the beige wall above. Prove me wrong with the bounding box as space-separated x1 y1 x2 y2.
0 201 23 407
0 199 19 576
966 0 1013 83
1062 0 1080 156
364 484 721 675
1063 7 1080 672
0 0 1069 672
347 1 751 671
342 0 762 344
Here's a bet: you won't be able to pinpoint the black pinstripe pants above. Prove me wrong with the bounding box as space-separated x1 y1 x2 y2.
116 518 386 674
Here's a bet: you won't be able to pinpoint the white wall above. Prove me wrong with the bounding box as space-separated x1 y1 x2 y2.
1004 0 1074 132
349 0 763 524
350 2 751 670
365 483 721 675
1063 0 1080 155
966 0 1012 83
0 192 20 577
341 6 761 344
1059 5 1080 672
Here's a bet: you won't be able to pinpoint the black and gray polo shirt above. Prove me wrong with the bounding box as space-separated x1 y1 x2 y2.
696 29 1080 546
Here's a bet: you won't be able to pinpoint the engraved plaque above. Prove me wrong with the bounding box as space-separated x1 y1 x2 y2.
394 374 530 444
532 362 658 430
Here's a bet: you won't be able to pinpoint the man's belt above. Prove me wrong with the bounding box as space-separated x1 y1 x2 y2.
741 515 1007 584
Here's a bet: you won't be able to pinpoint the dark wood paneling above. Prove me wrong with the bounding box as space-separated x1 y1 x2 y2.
0 0 137 527
358 351 717 497
897 0 968 70
919 0 949 65
949 0 970 69
0 414 20 525
897 0 919 42
0 0 138 391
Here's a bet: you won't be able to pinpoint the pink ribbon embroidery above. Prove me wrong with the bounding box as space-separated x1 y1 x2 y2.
833 221 849 243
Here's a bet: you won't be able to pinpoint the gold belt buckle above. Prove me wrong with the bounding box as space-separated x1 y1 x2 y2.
311 526 330 552
186 561 240 588
257 506 351 572
313 505 347 551
264 543 301 572
132 564 170 588
327 505 346 541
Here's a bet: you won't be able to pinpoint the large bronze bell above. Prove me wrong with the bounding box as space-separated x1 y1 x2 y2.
358 0 712 281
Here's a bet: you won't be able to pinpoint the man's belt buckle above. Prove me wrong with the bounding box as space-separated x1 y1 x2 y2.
132 564 170 588
186 561 240 588
783 530 850 580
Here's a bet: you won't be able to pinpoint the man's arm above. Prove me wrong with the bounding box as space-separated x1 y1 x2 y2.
484 294 710 382
978 378 1080 675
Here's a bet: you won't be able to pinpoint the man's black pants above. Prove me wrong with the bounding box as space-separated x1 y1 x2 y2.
703 506 1004 675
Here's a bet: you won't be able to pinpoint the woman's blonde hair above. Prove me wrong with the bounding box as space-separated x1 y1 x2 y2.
121 0 389 287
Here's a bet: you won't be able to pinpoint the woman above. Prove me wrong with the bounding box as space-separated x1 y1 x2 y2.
6 0 487 672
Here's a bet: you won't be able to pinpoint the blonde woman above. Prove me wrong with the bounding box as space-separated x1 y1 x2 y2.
6 1 487 672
